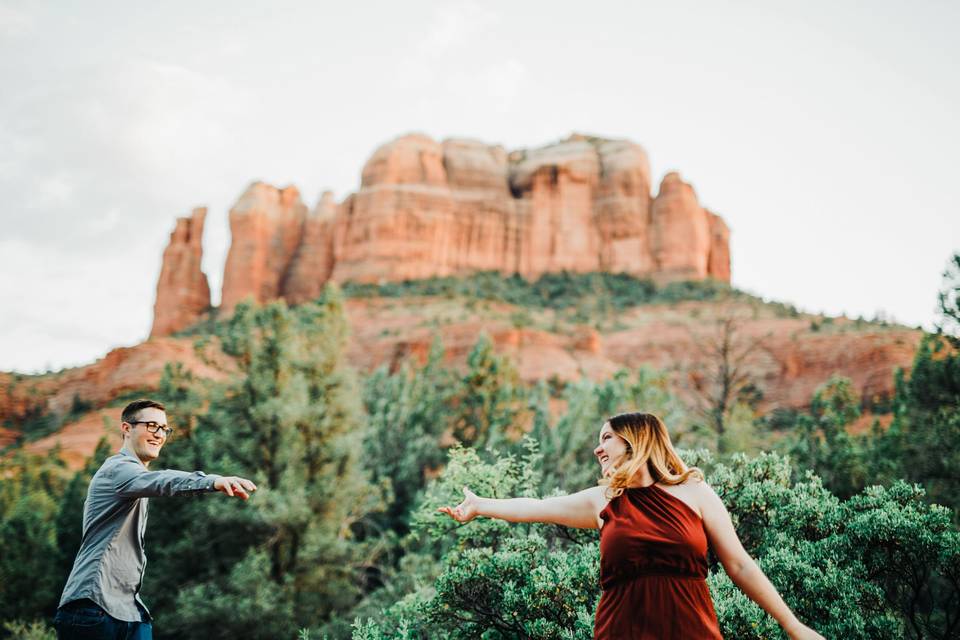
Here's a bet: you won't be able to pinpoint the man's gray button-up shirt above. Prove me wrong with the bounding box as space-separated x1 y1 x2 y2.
58 448 222 622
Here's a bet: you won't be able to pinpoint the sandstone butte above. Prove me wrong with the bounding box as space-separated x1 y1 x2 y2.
151 132 732 335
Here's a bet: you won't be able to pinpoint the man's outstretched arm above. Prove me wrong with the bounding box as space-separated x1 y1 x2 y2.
112 457 256 499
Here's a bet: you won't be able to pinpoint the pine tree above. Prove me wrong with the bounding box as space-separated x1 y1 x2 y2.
0 450 70 623
361 336 456 535
451 334 523 451
146 287 382 638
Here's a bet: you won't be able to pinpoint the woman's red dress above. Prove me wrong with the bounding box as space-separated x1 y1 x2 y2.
594 484 723 639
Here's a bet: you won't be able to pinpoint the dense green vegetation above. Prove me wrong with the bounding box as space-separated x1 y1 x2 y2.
341 271 738 311
0 259 957 639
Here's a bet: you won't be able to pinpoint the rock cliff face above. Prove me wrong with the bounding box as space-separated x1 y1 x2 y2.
220 182 308 315
283 191 338 304
151 133 731 334
650 173 711 281
150 207 211 337
0 337 233 431
706 211 731 282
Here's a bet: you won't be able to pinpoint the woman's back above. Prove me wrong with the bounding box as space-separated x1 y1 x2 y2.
595 483 722 639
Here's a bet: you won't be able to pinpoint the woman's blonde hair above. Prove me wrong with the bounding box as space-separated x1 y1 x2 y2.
600 412 703 499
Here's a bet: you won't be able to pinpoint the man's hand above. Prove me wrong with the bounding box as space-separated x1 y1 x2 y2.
213 476 258 500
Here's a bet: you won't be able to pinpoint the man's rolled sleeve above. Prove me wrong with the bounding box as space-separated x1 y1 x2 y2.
112 457 221 498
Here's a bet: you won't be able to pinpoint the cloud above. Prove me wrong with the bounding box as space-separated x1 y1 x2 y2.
0 238 153 372
0 2 35 38
30 172 75 209
418 1 496 57
397 1 499 85
480 58 526 114
1 54 247 254
390 3 526 123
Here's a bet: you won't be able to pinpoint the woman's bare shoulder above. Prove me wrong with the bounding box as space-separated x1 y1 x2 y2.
672 475 708 489
681 477 729 516
672 476 718 506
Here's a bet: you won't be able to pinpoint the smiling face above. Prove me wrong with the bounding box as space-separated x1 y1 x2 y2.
594 421 630 477
121 406 168 465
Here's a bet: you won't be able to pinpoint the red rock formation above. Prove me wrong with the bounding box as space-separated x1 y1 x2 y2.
220 182 307 314
324 133 674 287
24 408 121 470
331 135 458 283
150 207 211 337
650 172 711 281
510 137 601 276
594 139 654 274
158 133 731 319
706 211 731 281
362 132 448 186
0 337 235 440
441 138 517 273
341 298 923 411
283 191 338 304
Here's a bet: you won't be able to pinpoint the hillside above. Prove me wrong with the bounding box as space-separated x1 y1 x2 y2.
2 275 920 469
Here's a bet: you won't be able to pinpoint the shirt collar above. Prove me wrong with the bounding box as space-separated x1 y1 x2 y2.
119 446 147 467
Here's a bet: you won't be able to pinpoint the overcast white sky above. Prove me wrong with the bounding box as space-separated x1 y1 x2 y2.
1 0 958 373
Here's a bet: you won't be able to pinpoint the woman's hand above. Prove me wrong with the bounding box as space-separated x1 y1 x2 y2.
438 486 480 523
785 621 825 640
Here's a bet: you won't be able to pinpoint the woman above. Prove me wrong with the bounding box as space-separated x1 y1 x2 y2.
439 412 823 639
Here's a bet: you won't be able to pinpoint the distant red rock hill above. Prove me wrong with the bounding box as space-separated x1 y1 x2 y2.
152 133 730 336
3 298 921 471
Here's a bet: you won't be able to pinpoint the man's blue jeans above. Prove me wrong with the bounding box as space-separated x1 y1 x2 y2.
53 599 152 640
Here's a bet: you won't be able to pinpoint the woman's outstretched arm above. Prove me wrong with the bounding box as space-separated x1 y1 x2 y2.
698 482 824 640
438 485 607 529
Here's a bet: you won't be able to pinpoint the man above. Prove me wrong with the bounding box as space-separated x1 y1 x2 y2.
53 399 257 640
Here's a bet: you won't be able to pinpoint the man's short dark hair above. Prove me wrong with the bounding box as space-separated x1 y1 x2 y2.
121 399 166 425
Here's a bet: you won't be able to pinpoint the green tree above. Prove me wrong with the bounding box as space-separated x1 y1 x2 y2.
0 451 70 624
870 252 960 514
935 252 959 347
402 442 600 639
451 334 524 451
361 336 457 536
687 306 768 450
872 334 960 514
146 289 383 639
787 376 867 497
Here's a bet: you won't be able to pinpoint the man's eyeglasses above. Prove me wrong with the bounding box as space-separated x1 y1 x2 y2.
128 421 174 437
